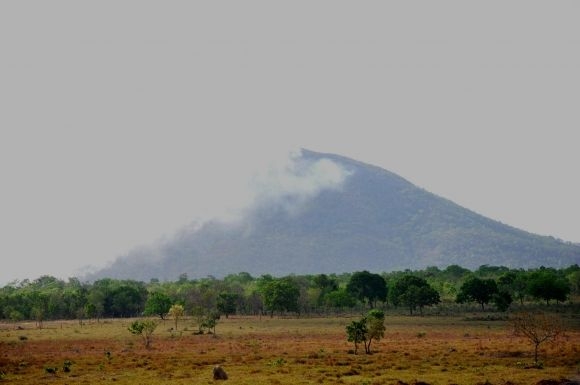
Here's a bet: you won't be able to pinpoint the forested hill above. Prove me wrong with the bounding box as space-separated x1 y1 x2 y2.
91 149 580 281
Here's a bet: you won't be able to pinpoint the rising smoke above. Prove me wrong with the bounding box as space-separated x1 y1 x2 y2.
91 148 353 278
246 149 352 217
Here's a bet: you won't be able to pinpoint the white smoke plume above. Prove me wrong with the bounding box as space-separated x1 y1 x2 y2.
94 148 353 276
246 149 351 217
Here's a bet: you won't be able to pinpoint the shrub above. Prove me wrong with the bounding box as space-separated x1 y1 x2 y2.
346 309 386 354
128 319 158 348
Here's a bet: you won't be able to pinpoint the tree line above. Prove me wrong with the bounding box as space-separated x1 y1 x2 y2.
0 264 578 325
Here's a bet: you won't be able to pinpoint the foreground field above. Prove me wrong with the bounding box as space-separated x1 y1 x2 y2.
1 314 579 384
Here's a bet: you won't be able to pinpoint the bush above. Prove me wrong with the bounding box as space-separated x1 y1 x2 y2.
128 320 158 348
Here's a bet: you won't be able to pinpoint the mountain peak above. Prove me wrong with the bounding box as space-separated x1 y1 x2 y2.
90 150 580 281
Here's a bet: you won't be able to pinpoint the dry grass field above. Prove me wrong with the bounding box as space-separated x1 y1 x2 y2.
1 314 579 385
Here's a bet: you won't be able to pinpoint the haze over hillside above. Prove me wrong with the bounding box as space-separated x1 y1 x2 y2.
90 149 580 281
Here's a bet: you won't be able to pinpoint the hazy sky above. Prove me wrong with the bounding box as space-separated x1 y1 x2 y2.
1 1 579 285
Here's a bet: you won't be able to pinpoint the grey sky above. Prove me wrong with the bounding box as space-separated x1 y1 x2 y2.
1 1 579 284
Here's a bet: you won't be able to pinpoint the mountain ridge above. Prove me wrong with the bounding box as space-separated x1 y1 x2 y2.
90 149 580 281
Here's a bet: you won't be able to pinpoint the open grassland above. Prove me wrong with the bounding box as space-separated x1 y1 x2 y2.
1 314 579 385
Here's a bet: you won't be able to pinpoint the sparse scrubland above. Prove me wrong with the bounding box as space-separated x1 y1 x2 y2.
1 312 579 385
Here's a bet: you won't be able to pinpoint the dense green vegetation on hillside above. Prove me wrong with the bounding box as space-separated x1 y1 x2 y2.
1 264 578 324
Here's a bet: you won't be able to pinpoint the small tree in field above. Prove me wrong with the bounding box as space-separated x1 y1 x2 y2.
511 312 563 366
345 309 386 354
128 319 158 348
346 318 367 354
167 304 184 330
364 309 386 354
201 312 220 336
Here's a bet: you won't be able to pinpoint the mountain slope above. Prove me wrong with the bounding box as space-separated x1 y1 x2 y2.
92 149 580 281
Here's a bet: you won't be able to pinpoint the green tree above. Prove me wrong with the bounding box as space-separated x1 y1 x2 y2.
568 269 580 297
346 318 367 355
84 303 98 321
26 291 48 329
217 293 238 318
346 271 387 308
9 309 24 328
365 309 386 354
443 264 471 280
260 277 300 317
184 282 218 318
475 265 509 278
456 276 498 310
224 272 255 285
345 309 386 354
527 269 570 305
322 288 356 311
62 279 88 322
128 319 158 348
313 274 338 292
389 275 440 315
498 270 528 305
85 283 106 321
492 290 513 312
312 274 338 305
201 312 220 336
144 292 172 320
109 283 147 317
